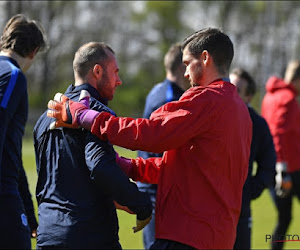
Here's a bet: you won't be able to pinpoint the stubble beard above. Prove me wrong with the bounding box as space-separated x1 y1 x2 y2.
191 64 203 87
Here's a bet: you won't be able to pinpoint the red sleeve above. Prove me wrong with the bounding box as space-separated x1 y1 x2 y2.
91 88 217 153
130 157 162 184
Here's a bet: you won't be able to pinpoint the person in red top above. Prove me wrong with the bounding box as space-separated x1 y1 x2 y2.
47 28 252 249
261 60 300 250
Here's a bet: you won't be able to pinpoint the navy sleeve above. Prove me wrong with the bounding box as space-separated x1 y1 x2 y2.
84 133 152 220
0 64 26 192
250 118 276 200
0 108 9 191
18 163 38 231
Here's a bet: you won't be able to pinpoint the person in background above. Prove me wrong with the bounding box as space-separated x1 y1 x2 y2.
47 28 252 249
261 60 300 250
0 14 47 249
230 68 276 249
137 43 190 249
34 42 152 249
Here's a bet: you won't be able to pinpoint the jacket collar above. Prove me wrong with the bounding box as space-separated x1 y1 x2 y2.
210 78 231 85
0 56 21 69
65 83 108 105
163 78 185 92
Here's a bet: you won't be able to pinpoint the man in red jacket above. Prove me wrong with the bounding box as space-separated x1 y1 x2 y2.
47 28 252 249
261 60 300 250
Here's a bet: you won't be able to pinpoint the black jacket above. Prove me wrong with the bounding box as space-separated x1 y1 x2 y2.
239 106 276 218
34 83 152 248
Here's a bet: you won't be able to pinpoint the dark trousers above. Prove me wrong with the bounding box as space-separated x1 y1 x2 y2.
0 194 31 249
143 192 156 249
233 216 251 249
150 239 195 250
270 170 300 250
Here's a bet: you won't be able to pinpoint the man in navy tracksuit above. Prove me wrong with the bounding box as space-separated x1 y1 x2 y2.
137 43 189 249
230 68 276 249
34 42 152 249
0 14 46 249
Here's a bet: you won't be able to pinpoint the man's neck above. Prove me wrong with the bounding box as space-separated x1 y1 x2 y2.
166 72 187 91
204 69 229 86
0 50 26 71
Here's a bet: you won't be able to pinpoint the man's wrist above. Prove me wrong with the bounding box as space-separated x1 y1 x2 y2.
116 155 133 177
77 109 100 130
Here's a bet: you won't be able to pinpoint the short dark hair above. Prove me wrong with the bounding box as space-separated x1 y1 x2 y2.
73 42 115 79
0 14 47 57
164 43 183 75
231 68 256 96
181 28 234 75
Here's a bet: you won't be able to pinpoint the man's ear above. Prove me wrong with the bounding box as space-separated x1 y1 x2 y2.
93 64 103 80
202 50 210 66
28 47 39 59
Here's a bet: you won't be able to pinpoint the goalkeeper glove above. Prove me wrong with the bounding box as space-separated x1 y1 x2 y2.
275 162 293 198
47 90 99 130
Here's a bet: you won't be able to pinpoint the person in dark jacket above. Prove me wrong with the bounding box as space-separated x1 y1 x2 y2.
230 68 276 249
34 42 152 249
137 43 189 249
0 14 46 249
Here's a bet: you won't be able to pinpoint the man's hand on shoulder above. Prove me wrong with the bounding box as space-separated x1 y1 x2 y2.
47 90 99 130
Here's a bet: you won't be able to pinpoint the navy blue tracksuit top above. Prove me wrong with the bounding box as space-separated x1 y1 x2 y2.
0 56 28 195
0 56 31 248
34 84 152 248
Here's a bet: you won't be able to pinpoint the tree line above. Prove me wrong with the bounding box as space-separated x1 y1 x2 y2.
1 1 300 136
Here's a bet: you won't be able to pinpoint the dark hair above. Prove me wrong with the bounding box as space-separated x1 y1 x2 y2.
164 43 183 75
0 14 47 57
231 68 256 96
181 28 234 75
73 42 115 79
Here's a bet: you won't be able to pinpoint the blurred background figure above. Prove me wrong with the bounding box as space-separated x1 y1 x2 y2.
0 14 46 249
230 68 276 249
261 61 300 250
137 43 190 249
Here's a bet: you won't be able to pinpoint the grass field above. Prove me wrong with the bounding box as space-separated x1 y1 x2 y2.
22 139 300 249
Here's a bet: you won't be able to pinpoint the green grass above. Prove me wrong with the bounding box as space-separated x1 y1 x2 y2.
22 139 300 249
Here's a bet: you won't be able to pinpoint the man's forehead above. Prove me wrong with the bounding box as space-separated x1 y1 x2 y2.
182 47 193 60
105 50 119 67
182 46 190 56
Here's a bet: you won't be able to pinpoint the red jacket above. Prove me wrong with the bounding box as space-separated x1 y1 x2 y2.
261 76 300 173
91 79 252 249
